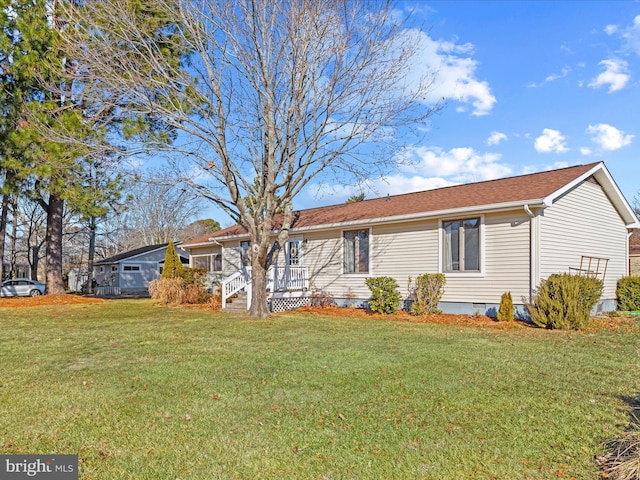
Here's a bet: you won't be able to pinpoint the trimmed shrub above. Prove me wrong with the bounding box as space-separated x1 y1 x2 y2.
178 267 207 286
161 241 184 280
409 273 446 315
527 273 603 330
497 291 514 322
617 276 640 311
365 276 402 314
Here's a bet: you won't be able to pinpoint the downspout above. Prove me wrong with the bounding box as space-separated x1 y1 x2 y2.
524 205 537 304
628 231 633 276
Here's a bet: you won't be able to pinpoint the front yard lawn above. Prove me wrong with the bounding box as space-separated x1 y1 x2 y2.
0 298 638 479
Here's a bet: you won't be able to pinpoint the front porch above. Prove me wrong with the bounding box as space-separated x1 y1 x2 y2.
221 265 310 312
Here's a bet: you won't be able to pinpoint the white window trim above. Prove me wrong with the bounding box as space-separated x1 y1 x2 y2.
438 215 485 277
121 263 142 273
341 227 372 276
191 253 223 272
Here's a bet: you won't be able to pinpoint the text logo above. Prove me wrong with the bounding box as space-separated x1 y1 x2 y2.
0 455 78 479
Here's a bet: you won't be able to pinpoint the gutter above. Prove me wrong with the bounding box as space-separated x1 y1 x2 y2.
189 199 549 244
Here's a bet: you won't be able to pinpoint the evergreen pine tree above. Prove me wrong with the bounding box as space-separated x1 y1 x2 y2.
497 291 514 322
161 241 183 279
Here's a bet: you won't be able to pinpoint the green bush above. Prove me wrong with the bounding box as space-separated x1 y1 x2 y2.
409 273 446 315
497 291 514 322
617 276 640 311
178 267 207 286
527 273 603 330
365 276 402 314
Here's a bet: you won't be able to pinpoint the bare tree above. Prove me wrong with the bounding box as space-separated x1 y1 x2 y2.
119 179 205 247
60 0 438 317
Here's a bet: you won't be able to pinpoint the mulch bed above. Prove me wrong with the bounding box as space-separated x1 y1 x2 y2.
0 294 106 308
291 305 637 332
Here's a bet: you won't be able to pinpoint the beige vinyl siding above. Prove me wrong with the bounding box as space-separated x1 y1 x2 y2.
441 211 530 304
370 220 439 299
303 229 349 298
303 220 441 301
303 213 530 304
539 180 627 300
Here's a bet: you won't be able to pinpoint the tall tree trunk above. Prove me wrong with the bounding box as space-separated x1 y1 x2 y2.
44 193 66 294
87 216 96 294
0 192 9 281
9 198 17 278
30 245 39 281
248 256 270 318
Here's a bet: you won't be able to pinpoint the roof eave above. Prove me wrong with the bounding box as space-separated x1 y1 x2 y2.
95 243 180 264
186 199 548 244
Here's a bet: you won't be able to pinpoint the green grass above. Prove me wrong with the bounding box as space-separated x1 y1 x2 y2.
0 299 638 479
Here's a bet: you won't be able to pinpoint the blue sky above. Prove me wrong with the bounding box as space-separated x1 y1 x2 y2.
290 1 639 215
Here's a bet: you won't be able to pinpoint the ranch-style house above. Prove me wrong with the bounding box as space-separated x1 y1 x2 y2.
182 162 640 315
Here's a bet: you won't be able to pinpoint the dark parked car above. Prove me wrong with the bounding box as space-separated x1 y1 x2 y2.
0 278 46 297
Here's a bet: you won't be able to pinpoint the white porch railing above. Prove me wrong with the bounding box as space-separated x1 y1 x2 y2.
221 266 309 310
267 266 309 292
221 268 252 310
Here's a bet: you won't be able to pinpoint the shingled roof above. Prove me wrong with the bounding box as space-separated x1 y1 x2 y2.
183 161 637 247
95 243 187 265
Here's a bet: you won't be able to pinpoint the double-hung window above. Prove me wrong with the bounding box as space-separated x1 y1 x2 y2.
442 217 481 272
344 229 369 273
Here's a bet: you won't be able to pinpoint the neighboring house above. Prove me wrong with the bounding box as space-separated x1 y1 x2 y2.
630 245 640 276
182 162 640 315
67 268 89 292
93 243 189 295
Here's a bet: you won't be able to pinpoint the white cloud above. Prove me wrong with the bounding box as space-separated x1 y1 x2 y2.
534 129 569 153
303 145 512 205
402 146 512 182
613 15 640 55
580 147 592 156
545 67 571 83
587 123 634 150
487 131 507 146
522 162 571 175
588 59 630 92
604 24 618 35
403 30 497 116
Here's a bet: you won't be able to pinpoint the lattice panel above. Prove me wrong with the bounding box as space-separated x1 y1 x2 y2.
269 296 311 312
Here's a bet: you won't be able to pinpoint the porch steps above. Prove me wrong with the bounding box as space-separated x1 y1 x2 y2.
225 292 248 314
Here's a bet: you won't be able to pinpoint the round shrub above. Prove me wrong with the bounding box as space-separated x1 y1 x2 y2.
365 276 402 314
